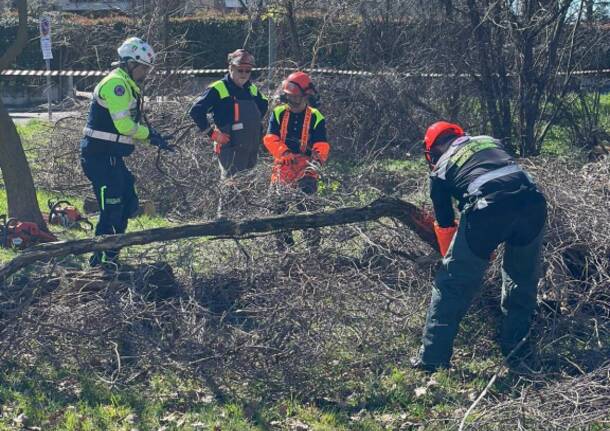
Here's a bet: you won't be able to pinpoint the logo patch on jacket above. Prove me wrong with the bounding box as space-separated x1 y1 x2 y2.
114 85 126 96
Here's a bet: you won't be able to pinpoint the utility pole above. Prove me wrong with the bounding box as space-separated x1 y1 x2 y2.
267 2 276 82
39 14 53 120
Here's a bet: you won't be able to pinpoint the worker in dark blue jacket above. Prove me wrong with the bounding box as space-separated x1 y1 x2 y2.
189 49 268 179
412 121 547 372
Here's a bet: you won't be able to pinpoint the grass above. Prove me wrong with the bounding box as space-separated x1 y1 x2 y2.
2 360 425 430
0 183 181 266
540 91 610 158
0 118 184 265
15 119 52 146
0 304 520 430
0 362 263 430
1 120 608 429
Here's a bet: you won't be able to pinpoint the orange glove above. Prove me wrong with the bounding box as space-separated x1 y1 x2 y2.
263 134 289 160
211 127 230 154
311 142 330 163
280 151 298 165
433 221 458 257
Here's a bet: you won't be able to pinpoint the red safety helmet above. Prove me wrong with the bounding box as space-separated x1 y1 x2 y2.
282 71 316 96
423 121 464 164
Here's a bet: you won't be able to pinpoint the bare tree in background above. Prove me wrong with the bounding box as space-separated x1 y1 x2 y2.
511 0 578 156
429 0 585 155
0 0 48 229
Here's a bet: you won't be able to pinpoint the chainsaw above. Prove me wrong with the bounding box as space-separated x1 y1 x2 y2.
0 214 57 249
47 199 93 231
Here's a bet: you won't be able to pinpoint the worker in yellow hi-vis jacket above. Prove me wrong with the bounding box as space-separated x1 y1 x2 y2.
80 37 172 267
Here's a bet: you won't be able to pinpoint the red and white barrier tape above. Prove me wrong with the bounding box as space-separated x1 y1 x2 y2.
2 67 610 78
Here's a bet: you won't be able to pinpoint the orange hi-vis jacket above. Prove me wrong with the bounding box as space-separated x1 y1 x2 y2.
263 104 330 184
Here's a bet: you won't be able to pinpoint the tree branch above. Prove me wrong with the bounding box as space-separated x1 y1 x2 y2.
0 197 438 280
0 0 28 70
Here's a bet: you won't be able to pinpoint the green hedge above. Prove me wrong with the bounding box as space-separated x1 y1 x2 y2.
0 14 260 70
2 13 606 72
0 13 360 71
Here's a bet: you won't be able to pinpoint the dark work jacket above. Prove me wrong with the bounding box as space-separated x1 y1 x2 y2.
430 135 539 227
267 104 327 155
189 74 268 134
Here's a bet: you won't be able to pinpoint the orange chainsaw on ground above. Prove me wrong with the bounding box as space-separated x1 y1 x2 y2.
0 214 57 249
47 200 93 231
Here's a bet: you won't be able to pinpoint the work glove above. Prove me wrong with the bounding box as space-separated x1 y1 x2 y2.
211 128 230 145
211 127 230 154
280 151 298 165
433 221 458 257
149 128 174 152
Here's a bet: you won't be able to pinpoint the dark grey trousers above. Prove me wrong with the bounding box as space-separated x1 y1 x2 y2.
419 195 546 368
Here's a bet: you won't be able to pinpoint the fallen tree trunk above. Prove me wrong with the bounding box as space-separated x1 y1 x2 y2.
0 197 437 280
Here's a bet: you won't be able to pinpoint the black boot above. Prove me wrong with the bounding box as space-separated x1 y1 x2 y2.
409 356 446 374
275 231 295 252
89 250 120 270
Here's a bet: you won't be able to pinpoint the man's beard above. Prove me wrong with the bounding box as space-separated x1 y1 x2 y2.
288 99 305 111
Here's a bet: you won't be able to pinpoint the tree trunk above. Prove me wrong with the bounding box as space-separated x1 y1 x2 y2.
284 0 302 64
466 0 513 148
518 32 537 156
0 0 47 228
585 0 594 22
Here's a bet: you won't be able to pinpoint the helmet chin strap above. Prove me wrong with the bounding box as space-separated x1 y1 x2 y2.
120 60 143 83
127 62 138 80
119 60 132 74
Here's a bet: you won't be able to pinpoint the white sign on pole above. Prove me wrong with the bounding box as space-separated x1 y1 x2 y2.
39 15 53 60
40 14 53 119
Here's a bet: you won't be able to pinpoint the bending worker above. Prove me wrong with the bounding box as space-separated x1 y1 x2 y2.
412 121 547 372
263 71 330 248
80 37 171 267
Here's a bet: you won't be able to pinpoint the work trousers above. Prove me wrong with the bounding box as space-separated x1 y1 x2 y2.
419 190 547 368
272 176 320 249
81 153 139 263
216 99 262 217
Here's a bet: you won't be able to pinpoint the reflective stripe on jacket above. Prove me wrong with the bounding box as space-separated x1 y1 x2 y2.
263 104 330 184
189 74 268 132
264 104 329 160
81 68 149 157
429 135 537 227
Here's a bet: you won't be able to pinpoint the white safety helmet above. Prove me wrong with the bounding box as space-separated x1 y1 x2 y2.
117 37 155 66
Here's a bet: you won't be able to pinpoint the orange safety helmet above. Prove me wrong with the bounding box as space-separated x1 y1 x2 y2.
423 121 464 164
282 71 316 96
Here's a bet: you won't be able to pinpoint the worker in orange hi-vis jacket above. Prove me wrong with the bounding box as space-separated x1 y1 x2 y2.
263 71 330 249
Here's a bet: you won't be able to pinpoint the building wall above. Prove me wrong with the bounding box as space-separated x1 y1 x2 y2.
1 78 66 108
